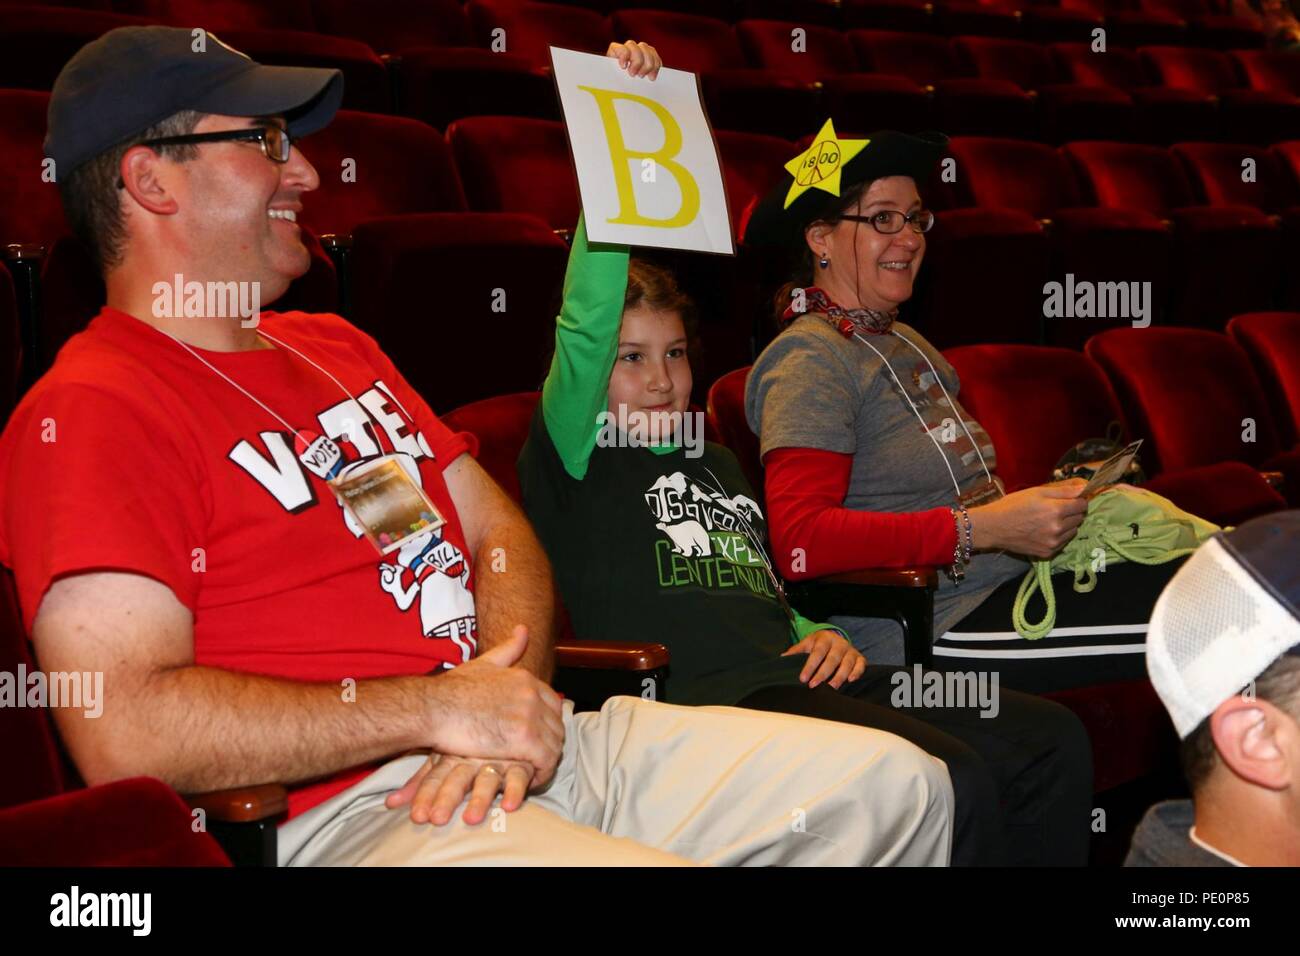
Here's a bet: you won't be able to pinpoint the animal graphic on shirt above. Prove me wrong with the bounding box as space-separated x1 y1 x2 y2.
646 471 766 556
656 519 711 556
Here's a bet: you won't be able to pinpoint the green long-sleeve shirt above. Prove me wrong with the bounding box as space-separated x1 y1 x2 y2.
516 215 842 705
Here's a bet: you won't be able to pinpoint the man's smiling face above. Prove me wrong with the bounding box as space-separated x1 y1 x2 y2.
169 113 321 302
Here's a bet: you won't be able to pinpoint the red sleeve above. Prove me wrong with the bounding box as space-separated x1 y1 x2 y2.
763 447 958 579
0 383 208 633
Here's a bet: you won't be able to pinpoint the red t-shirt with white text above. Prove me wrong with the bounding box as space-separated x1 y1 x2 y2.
0 308 481 817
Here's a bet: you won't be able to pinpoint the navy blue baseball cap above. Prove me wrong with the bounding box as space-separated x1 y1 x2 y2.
45 26 344 176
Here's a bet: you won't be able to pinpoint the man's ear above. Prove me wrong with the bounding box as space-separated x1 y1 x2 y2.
1210 696 1291 791
119 145 181 216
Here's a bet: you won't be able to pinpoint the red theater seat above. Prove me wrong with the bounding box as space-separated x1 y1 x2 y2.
934 1 1024 39
466 0 611 69
310 0 472 53
1021 5 1104 43
852 30 1036 137
1086 327 1300 504
349 213 567 411
1228 311 1300 448
297 111 467 238
1172 141 1299 211
706 366 762 492
842 0 935 32
945 342 1287 522
0 568 232 866
0 7 152 90
740 0 842 26
956 34 1138 141
217 28 391 113
441 391 541 504
1141 45 1300 143
1232 49 1300 98
609 9 747 73
1064 140 1282 327
822 74 936 134
1105 9 1190 48
447 117 577 231
946 137 1171 346
907 207 1051 348
0 89 67 249
114 0 316 30
1050 41 1214 144
1189 14 1265 50
715 130 796 239
0 266 19 426
395 48 558 130
736 19 860 82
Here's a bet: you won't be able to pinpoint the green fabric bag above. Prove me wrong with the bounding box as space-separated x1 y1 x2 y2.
1011 486 1221 640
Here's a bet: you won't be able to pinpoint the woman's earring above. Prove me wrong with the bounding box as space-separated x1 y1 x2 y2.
818 255 829 269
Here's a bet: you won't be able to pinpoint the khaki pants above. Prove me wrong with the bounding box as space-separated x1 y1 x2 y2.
279 695 954 866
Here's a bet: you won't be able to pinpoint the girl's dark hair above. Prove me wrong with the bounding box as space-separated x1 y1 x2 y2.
537 254 699 388
771 178 875 325
626 256 695 323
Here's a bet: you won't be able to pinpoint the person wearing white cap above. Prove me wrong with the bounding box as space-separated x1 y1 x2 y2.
1126 510 1300 867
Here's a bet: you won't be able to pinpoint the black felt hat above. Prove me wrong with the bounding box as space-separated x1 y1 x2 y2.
741 126 949 251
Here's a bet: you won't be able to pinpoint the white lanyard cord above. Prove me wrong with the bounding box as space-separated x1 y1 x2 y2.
848 330 966 502
157 327 389 455
890 328 993 484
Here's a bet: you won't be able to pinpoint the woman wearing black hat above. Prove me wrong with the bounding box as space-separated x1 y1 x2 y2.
745 127 1183 693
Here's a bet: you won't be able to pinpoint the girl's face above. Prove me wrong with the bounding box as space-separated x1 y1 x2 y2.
607 305 693 442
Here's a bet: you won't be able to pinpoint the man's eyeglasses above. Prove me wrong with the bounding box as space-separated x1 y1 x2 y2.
838 209 936 235
136 125 293 163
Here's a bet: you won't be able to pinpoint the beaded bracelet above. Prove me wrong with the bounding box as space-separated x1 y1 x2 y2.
958 504 973 564
948 507 966 582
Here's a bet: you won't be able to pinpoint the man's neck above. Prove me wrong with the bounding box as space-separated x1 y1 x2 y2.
1194 785 1300 866
106 271 272 352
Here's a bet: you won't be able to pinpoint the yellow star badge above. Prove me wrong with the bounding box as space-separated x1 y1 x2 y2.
783 119 869 209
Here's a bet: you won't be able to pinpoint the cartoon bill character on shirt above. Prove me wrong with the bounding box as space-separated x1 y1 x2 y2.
334 452 478 661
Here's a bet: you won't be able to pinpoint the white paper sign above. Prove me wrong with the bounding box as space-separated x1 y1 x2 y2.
550 46 734 255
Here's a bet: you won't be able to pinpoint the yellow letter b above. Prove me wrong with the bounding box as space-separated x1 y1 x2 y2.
577 86 700 229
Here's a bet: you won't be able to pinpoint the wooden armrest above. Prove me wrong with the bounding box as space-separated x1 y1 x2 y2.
1261 470 1284 488
816 567 939 589
186 783 288 824
556 640 669 671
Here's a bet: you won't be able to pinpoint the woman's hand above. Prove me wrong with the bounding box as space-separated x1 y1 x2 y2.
968 478 1089 559
782 629 867 689
606 40 663 78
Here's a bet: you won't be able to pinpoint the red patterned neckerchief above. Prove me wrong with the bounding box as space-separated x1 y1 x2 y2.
781 286 898 337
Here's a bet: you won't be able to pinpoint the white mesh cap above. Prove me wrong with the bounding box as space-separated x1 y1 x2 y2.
1148 513 1300 738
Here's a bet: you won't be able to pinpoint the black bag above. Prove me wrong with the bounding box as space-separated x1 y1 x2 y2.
1052 421 1146 485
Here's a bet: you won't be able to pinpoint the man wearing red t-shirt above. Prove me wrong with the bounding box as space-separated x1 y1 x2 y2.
0 27 956 865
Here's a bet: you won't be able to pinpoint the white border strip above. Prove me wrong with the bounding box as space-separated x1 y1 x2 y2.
937 624 1150 642
932 644 1148 659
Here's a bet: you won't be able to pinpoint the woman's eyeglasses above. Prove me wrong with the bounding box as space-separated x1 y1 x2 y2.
838 209 936 235
136 124 293 163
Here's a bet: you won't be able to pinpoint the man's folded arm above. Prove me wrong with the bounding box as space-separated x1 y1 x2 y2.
32 570 440 793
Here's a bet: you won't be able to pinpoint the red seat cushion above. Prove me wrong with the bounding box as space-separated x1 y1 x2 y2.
467 0 611 69
298 110 467 237
441 392 541 504
736 19 859 83
0 778 231 866
1228 311 1300 448
610 9 747 73
447 117 576 231
706 366 762 492
311 0 472 53
0 89 67 249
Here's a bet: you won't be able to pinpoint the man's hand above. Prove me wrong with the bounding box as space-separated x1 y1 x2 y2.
426 625 565 786
386 752 536 826
782 630 866 690
606 40 662 78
